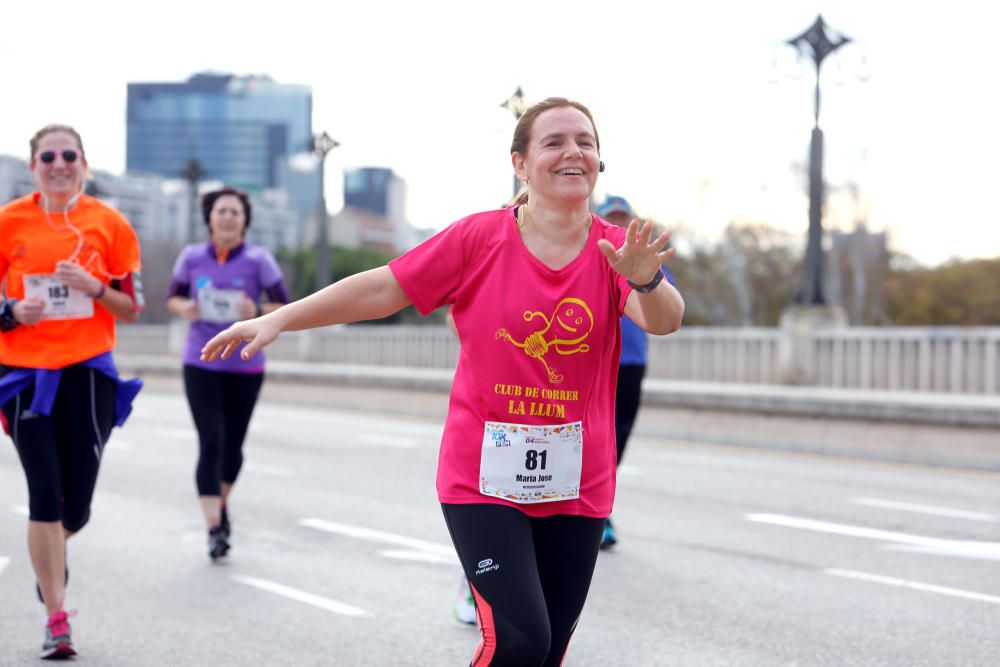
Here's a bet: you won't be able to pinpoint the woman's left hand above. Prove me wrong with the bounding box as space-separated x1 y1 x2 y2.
597 219 675 285
202 315 282 362
55 260 102 297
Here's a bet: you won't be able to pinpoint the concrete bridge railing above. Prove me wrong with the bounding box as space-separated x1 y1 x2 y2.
115 323 1000 396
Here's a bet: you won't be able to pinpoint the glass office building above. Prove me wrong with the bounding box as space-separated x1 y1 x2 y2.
126 72 320 219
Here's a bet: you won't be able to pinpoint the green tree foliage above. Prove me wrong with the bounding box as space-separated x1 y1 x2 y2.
275 245 444 325
883 257 1000 325
667 221 799 326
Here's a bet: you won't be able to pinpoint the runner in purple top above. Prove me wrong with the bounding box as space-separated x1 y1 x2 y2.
166 186 290 561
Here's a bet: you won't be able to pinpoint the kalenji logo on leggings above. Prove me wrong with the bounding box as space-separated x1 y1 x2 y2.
475 558 501 576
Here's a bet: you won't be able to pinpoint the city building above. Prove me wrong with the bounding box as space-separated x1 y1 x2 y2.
126 71 319 239
0 155 36 204
339 167 422 252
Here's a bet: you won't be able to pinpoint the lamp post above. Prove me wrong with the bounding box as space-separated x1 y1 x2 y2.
785 15 851 305
179 156 207 244
500 86 529 199
311 131 340 290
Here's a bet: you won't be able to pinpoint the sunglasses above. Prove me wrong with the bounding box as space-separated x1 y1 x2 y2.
38 150 79 164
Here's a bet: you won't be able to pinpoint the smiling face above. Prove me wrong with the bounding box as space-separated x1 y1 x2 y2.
208 194 248 248
552 298 594 341
514 106 600 206
31 131 87 201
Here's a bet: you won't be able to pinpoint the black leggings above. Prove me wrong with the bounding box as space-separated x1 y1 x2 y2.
2 365 116 532
615 364 645 465
442 503 605 667
183 365 263 496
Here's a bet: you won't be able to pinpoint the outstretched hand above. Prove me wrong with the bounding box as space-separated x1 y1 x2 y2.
597 219 674 284
201 315 281 362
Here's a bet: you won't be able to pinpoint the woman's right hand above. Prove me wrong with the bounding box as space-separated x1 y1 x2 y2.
200 314 282 362
13 298 45 325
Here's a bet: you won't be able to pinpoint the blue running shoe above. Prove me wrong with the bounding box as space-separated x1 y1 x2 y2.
600 518 617 550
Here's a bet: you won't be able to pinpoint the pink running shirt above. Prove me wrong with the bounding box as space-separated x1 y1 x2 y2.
389 208 631 518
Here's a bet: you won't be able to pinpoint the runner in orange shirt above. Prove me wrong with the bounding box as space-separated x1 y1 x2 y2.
0 124 144 660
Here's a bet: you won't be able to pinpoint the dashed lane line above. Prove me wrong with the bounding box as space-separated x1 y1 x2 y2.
232 575 373 617
851 497 996 522
746 513 1000 560
300 518 456 557
826 569 1000 606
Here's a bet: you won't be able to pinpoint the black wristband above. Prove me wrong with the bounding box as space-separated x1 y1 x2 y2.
0 300 19 332
627 269 665 294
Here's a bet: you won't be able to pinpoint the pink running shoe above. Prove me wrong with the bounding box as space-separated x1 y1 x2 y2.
41 609 77 660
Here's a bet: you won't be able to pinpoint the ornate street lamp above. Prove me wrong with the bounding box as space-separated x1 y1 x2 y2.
311 131 340 290
786 15 852 305
501 86 529 199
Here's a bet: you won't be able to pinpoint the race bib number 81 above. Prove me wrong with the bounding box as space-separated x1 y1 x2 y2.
479 421 583 504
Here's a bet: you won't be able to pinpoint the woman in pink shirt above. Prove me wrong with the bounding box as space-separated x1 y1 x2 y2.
201 97 684 666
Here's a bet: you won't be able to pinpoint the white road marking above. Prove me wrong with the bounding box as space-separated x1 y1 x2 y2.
232 575 372 617
12 505 29 517
0 556 10 577
244 462 292 477
826 569 1000 606
852 497 996 522
359 434 418 449
300 518 455 556
746 513 1000 561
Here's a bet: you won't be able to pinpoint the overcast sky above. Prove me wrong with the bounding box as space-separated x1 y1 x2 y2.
2 1 996 266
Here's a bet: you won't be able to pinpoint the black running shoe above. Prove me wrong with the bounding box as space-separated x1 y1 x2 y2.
36 565 69 604
208 526 230 561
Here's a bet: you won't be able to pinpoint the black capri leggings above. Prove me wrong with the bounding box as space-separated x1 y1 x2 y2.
2 364 116 532
183 365 263 496
442 503 605 667
615 364 646 465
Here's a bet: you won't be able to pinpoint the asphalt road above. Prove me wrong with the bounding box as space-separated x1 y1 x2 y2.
1 377 998 666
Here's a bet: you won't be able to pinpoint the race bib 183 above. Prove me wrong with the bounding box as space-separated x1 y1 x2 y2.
23 273 94 320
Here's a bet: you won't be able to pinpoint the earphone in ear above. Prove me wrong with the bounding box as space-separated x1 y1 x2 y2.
599 161 606 173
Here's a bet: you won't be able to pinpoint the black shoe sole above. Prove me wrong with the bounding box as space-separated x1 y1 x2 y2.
209 546 230 561
40 641 76 660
